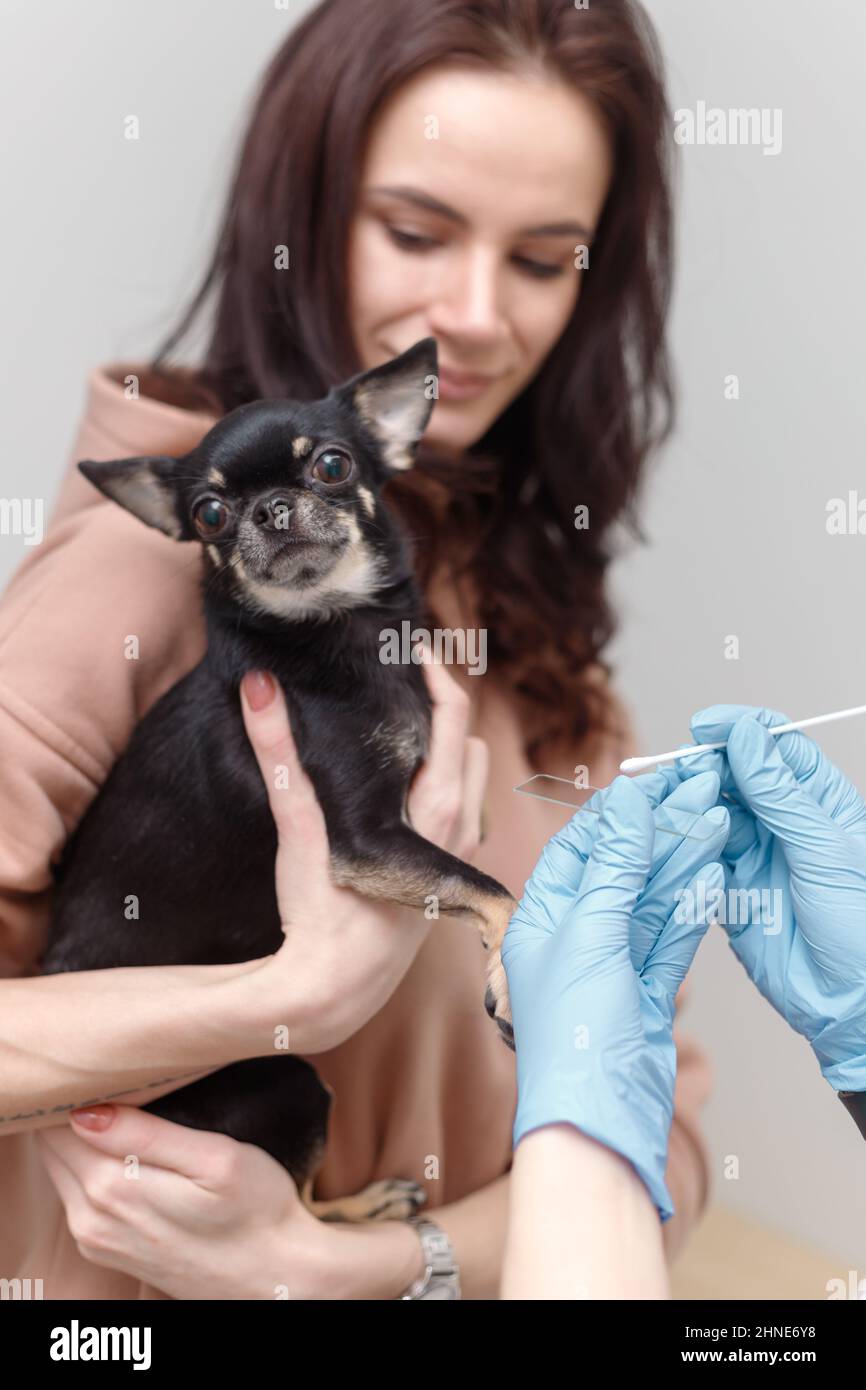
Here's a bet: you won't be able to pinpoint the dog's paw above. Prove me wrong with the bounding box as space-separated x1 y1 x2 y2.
310 1176 427 1224
360 1177 428 1221
484 952 514 1051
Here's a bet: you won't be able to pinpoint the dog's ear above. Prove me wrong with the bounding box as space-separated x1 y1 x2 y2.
333 337 438 474
77 455 190 539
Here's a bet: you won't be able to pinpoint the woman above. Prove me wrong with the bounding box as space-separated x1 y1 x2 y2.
0 0 711 1298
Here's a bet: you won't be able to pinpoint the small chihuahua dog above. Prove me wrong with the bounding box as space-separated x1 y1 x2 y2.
42 338 517 1224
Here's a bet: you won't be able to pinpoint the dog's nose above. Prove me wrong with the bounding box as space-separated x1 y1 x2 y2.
252 492 294 532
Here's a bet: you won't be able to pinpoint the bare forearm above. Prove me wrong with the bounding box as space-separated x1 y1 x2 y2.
501 1125 669 1300
429 1172 510 1299
0 956 294 1134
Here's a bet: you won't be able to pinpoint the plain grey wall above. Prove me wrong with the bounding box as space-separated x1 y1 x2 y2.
2 0 864 1275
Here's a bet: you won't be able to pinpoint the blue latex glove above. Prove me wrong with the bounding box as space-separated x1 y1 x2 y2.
676 705 866 1091
503 773 728 1221
520 766 728 975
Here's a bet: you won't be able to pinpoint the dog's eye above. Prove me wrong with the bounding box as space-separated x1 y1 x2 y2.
192 497 230 537
312 449 353 485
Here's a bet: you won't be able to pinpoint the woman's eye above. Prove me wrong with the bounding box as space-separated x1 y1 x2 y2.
386 225 438 252
312 449 353 484
192 497 230 537
387 224 564 280
514 256 565 280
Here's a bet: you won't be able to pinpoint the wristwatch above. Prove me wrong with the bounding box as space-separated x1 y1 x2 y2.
838 1089 866 1141
399 1216 462 1299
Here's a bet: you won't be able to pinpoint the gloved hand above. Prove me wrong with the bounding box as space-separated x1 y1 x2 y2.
503 772 728 1220
676 705 866 1091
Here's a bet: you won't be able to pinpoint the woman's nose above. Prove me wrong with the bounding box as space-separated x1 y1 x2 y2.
427 245 507 345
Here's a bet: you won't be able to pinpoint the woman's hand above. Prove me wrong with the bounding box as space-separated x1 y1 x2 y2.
37 1105 426 1300
36 1104 323 1299
238 658 489 1055
503 774 728 1220
405 649 490 862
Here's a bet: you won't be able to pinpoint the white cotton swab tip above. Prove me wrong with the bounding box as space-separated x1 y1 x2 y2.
619 703 866 773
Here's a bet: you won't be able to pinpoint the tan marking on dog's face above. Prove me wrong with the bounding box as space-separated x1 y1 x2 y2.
292 436 313 459
357 485 376 518
338 510 362 544
207 544 222 568
207 468 226 488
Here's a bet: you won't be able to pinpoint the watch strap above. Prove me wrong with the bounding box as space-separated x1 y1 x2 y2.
399 1216 461 1300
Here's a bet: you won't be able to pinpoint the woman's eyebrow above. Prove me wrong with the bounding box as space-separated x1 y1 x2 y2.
367 184 593 241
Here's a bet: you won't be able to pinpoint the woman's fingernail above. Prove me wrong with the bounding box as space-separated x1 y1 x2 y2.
71 1105 115 1130
242 670 276 711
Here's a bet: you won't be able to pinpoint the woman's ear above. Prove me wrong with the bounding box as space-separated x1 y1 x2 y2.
77 455 191 538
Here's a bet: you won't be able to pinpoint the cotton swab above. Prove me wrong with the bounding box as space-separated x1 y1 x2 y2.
619 704 866 773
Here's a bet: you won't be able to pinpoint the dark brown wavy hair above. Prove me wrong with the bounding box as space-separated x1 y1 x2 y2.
151 0 677 771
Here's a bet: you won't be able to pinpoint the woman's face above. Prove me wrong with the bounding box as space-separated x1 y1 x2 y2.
347 63 614 457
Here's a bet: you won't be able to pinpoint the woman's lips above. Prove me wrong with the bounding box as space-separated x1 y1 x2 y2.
437 365 497 402
380 344 501 402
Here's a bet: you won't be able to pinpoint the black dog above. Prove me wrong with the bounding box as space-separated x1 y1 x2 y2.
42 338 517 1223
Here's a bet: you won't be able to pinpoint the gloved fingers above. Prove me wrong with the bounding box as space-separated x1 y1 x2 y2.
725 718 845 865
653 767 720 814
683 706 834 856
645 770 722 873
508 774 652 943
630 804 730 968
690 703 792 743
674 747 728 790
563 770 710 883
563 776 654 956
685 707 792 803
532 784 612 901
631 765 682 804
518 768 706 932
641 862 725 1003
689 705 866 833
674 753 762 864
724 801 763 860
544 766 677 866
511 778 615 935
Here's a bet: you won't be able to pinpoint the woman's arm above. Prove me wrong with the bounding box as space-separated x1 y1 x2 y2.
0 957 296 1135
502 1126 668 1299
